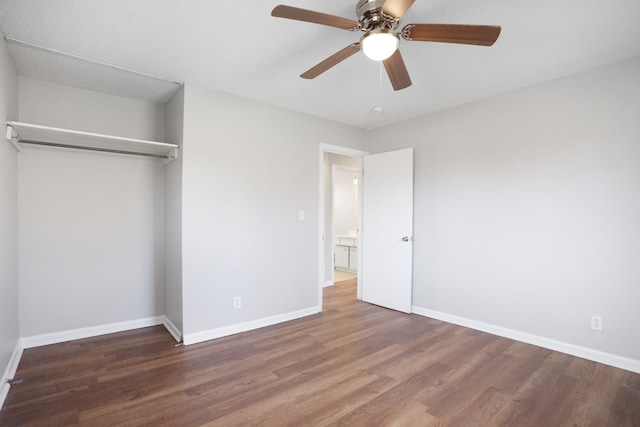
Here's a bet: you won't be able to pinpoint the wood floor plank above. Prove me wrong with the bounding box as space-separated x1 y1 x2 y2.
335 361 454 424
2 280 639 426
607 384 640 427
485 353 571 425
367 399 443 426
444 385 511 426
418 350 512 419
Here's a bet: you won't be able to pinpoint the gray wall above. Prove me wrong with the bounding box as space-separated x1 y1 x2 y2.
3 49 638 374
0 34 19 387
180 85 366 341
17 78 167 337
18 77 165 140
367 56 640 361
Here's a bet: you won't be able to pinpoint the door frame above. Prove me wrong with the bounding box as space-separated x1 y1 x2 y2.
318 143 368 311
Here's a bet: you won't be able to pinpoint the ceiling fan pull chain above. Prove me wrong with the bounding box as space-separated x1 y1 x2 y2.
379 62 382 93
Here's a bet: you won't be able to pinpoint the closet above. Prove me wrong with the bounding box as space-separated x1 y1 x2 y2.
9 91 180 342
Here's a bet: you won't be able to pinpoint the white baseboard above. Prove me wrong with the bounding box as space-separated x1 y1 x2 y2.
412 306 640 374
162 315 182 343
1 341 24 410
323 280 333 287
183 306 320 346
20 316 165 349
0 383 8 411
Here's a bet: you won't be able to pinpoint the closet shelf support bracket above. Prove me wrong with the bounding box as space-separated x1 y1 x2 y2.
6 124 21 152
162 147 179 166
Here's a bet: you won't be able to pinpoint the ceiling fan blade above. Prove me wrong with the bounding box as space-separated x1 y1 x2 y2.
383 49 412 91
301 44 361 79
272 5 360 30
382 0 416 19
402 23 501 46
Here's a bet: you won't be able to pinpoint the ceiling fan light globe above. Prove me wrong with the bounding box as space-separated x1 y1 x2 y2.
361 30 399 61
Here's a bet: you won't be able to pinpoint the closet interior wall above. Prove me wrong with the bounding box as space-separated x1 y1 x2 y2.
17 76 168 338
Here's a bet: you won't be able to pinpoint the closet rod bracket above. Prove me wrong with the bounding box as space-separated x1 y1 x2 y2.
162 147 179 165
6 124 21 152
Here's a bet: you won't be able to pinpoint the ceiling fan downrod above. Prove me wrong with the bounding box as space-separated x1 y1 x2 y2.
357 0 400 31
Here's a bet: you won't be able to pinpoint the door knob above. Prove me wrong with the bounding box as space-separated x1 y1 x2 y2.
402 236 411 242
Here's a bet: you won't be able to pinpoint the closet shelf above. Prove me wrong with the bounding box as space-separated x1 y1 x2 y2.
6 121 179 162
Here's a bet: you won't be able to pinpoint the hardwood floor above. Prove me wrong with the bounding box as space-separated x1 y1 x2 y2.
2 279 639 426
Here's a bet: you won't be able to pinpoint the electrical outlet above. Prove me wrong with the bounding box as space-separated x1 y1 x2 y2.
233 296 241 310
591 315 603 331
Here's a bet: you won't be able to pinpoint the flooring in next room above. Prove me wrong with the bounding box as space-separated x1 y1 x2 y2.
1 280 639 426
334 269 356 283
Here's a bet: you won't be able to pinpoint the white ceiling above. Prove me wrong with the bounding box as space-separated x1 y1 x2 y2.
0 0 639 129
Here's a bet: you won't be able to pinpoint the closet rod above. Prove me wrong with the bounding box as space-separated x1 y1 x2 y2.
18 139 169 159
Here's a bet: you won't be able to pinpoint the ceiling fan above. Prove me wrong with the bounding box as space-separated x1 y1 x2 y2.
272 0 501 90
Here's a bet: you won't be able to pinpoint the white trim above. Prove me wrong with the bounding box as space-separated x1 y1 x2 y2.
20 316 164 349
355 161 364 301
319 143 367 158
6 342 22 381
412 306 640 374
1 341 24 409
318 146 326 310
162 315 182 343
183 306 320 346
323 280 334 287
0 383 8 410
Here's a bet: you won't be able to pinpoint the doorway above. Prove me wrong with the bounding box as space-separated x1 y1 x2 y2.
332 164 359 285
318 144 367 308
318 144 415 314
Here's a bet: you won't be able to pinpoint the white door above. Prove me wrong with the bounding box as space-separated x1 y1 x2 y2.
361 148 414 313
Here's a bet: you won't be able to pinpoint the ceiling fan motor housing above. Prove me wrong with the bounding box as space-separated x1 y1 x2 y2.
356 0 398 30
